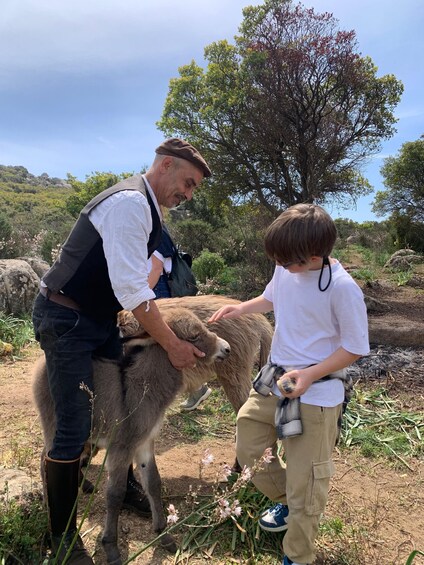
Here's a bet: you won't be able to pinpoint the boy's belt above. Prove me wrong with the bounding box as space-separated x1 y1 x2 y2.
40 286 81 311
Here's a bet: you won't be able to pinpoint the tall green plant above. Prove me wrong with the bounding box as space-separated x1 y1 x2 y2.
0 314 34 356
0 492 47 564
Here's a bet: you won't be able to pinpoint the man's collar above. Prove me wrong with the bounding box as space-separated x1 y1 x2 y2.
142 174 162 221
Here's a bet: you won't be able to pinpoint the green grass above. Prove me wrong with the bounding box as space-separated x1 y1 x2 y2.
173 480 281 563
0 313 35 358
341 386 424 465
316 516 370 564
349 267 376 282
394 269 414 286
166 387 237 443
0 490 47 564
406 550 424 564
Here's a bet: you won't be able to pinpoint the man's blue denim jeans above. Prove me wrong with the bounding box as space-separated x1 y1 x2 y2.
33 293 122 461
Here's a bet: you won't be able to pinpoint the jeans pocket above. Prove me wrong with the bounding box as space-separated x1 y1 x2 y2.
305 460 335 516
35 305 81 351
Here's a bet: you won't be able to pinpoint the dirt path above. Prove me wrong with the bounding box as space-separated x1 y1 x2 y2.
1 346 423 564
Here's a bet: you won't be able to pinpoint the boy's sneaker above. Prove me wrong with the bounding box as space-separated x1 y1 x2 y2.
179 384 212 411
259 503 289 532
282 557 310 565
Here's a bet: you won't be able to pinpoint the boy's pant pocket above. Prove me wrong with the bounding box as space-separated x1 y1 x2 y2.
305 460 335 516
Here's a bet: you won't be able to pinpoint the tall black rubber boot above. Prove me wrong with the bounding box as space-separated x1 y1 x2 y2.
44 456 94 564
122 463 152 517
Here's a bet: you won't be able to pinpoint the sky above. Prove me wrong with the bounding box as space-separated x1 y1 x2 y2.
1 0 423 222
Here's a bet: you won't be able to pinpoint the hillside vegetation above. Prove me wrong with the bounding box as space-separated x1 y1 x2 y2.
1 164 423 301
0 166 75 261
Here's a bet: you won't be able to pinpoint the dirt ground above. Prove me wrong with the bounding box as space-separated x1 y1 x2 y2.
0 281 423 564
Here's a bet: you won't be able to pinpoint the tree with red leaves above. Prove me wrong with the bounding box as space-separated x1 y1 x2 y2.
158 0 403 214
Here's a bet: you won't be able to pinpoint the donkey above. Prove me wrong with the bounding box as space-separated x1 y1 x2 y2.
118 294 274 414
32 307 231 564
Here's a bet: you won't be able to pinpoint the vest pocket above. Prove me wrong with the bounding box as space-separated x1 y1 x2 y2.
305 460 335 516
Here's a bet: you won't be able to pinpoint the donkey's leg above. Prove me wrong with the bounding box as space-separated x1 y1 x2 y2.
216 359 253 414
101 453 130 565
216 360 254 473
135 440 178 553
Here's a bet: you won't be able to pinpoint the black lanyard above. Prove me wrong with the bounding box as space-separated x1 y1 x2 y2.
318 256 332 292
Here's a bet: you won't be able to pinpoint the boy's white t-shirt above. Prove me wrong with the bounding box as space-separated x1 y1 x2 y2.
263 260 369 407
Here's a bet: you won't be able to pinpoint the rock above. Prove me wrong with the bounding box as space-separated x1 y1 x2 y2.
406 275 424 289
368 316 424 347
17 256 50 278
0 259 40 315
384 249 423 270
364 294 390 313
346 234 361 245
0 340 13 356
0 467 39 500
390 249 416 257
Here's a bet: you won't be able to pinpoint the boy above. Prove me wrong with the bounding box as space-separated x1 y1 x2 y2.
209 204 369 565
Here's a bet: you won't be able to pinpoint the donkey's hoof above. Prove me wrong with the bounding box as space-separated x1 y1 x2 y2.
160 533 178 553
81 477 96 494
102 539 121 565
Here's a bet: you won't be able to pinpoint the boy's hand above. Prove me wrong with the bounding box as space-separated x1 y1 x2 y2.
208 305 242 323
277 369 315 398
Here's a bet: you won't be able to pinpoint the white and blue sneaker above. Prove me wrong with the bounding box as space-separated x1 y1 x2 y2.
258 503 289 532
283 556 309 565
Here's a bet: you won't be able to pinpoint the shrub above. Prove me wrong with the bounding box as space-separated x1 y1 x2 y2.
170 219 215 258
0 314 35 357
0 491 47 564
192 250 226 284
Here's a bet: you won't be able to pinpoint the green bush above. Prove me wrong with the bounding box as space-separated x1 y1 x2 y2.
0 314 35 356
192 250 226 283
0 491 47 564
170 218 216 259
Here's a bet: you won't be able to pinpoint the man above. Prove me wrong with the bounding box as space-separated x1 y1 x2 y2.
32 138 211 563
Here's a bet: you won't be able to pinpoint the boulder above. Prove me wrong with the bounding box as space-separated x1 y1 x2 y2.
406 274 424 289
0 467 39 501
384 249 423 270
17 256 50 278
346 233 361 245
364 294 390 313
0 259 40 315
368 316 424 347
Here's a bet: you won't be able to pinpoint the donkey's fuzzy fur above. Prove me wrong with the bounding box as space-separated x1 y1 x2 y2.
118 295 273 413
32 307 231 564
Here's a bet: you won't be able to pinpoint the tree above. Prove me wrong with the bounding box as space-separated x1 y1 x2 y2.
65 171 133 218
373 136 424 223
158 0 403 214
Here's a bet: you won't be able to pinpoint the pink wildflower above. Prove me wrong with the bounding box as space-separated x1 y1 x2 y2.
217 498 232 520
261 447 275 464
240 465 253 482
166 504 179 525
218 463 233 482
231 500 242 517
201 449 214 466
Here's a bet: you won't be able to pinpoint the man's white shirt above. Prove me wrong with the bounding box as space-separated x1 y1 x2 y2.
89 175 161 312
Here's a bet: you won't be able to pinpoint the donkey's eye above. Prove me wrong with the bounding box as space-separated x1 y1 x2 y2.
186 334 200 343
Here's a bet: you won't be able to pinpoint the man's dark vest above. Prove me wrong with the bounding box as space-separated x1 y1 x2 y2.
42 174 162 319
